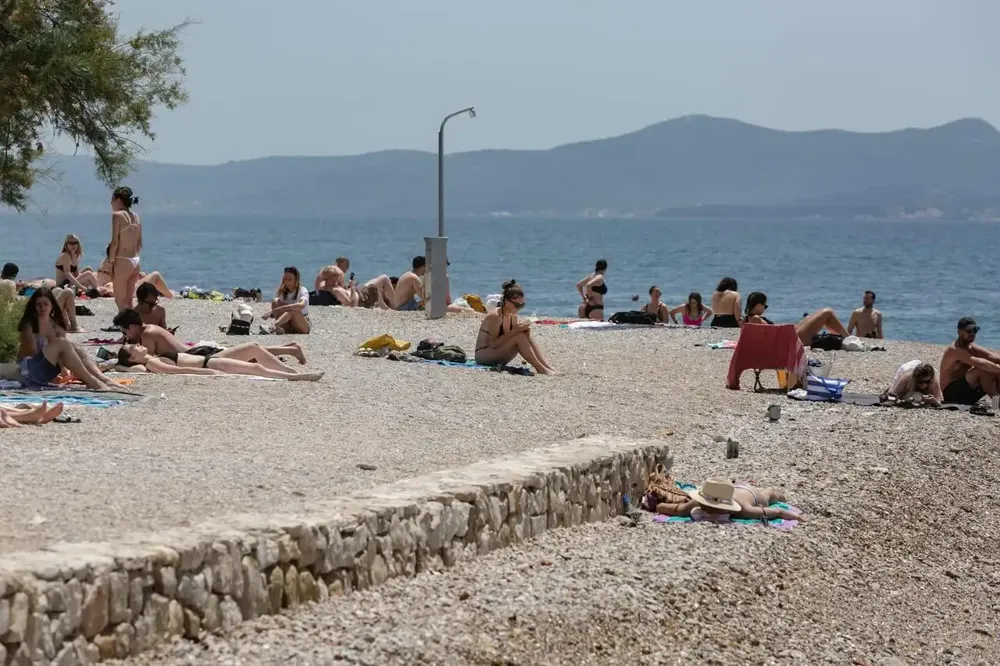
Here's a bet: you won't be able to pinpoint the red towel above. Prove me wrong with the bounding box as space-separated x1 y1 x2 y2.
726 324 806 390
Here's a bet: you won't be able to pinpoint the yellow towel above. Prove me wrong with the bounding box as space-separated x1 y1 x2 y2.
463 294 486 313
357 334 411 354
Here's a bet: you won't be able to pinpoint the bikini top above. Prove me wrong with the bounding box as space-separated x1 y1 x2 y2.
590 282 608 295
682 309 705 325
56 262 78 275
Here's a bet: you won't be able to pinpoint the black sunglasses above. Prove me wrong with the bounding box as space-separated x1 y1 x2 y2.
511 300 525 309
963 326 980 334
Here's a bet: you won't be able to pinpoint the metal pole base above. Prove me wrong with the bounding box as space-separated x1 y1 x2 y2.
424 236 449 320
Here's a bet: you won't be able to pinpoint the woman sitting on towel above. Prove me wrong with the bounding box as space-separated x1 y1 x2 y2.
640 285 670 322
744 292 850 346
265 266 310 334
887 360 943 405
475 279 556 375
0 402 65 428
17 289 119 390
669 291 713 326
117 344 324 381
651 477 807 523
710 277 742 328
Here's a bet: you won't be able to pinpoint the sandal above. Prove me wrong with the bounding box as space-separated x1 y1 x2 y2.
53 415 82 424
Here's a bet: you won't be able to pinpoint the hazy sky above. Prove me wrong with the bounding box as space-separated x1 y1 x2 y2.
105 0 998 165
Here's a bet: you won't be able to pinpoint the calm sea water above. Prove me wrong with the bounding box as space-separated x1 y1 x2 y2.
2 214 998 347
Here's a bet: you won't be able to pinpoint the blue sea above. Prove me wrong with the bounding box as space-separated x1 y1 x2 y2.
2 214 998 347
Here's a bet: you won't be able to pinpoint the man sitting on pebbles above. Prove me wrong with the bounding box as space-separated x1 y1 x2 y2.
112 308 307 369
650 478 806 523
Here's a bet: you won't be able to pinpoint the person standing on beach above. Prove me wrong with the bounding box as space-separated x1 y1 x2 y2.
939 317 1000 405
576 259 608 321
848 290 883 339
394 256 426 311
710 277 742 328
108 186 142 312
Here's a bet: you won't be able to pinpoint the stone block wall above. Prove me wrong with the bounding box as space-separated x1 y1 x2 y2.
0 437 669 664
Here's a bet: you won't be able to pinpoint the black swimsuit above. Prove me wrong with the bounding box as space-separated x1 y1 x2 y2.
159 350 213 368
56 263 78 288
585 282 607 317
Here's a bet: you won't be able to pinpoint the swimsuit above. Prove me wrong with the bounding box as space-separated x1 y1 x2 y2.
397 296 421 311
19 335 61 385
942 377 985 405
160 350 214 368
682 310 706 326
642 303 668 323
56 262 78 288
584 282 607 317
711 314 740 328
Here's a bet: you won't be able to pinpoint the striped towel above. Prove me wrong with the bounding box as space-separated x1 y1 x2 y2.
805 375 850 401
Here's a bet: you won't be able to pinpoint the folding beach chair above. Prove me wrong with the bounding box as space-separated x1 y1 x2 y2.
726 324 807 391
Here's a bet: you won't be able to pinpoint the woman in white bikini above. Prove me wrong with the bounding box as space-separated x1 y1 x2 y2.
108 186 142 312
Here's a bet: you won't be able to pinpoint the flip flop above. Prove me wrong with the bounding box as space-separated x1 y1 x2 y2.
52 415 82 424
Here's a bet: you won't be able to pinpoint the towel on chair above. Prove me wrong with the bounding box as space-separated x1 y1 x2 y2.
726 324 807 390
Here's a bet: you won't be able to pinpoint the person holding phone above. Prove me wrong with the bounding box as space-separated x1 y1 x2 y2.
474 279 555 374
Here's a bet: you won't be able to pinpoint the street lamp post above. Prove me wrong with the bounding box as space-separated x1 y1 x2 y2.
426 106 476 320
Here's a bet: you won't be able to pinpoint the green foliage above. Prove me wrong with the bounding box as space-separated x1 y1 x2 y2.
0 292 25 364
0 0 189 210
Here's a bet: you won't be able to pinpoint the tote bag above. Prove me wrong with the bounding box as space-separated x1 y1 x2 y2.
805 375 850 401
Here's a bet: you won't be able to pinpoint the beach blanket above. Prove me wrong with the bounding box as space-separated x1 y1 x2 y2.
0 389 144 409
652 483 801 530
83 337 120 346
787 390 972 411
412 358 534 376
705 340 737 350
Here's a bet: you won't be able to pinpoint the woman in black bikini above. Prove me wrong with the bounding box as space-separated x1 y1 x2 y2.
55 234 85 290
475 280 555 375
710 277 741 328
576 259 607 321
116 344 324 381
641 285 670 322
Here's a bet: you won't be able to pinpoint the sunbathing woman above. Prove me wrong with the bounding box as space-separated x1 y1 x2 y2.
476 279 556 375
710 277 741 327
109 186 143 311
55 234 86 290
17 288 120 390
265 266 310 333
0 402 65 428
81 244 172 298
669 291 713 327
117 344 324 381
887 360 944 405
640 285 670 322
576 259 608 321
744 291 850 345
652 477 806 523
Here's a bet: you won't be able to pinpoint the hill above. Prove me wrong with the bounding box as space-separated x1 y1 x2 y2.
15 115 1000 218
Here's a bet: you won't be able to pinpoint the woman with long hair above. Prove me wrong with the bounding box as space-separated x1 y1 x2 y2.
265 266 310 333
475 279 555 374
744 291 850 345
55 234 85 290
576 259 608 321
17 288 119 390
888 361 943 405
669 291 713 327
109 185 143 311
710 277 741 328
117 344 324 381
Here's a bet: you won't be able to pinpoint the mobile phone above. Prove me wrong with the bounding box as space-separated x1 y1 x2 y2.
349 272 355 281
96 346 113 361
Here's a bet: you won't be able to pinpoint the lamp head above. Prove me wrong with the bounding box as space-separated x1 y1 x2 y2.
468 107 477 119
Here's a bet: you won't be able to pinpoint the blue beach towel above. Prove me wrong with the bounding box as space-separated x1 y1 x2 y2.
651 482 802 530
414 358 534 376
0 390 143 409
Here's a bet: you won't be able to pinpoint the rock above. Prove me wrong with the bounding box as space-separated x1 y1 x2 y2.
949 446 965 453
46 582 68 612
131 616 153 656
95 634 118 660
329 580 345 597
154 566 178 598
184 608 201 638
257 538 280 569
207 543 235 595
1 592 28 642
177 573 210 612
870 466 891 475
129 576 145 620
0 597 8 636
277 534 300 563
27 611 56 660
877 658 908 666
108 571 130 623
239 556 267 619
945 569 961 580
299 571 319 603
80 578 110 639
779 648 806 660
284 565 301 608
268 567 284 614
146 593 170 636
52 644 76 666
370 556 390 587
114 622 135 658
219 597 243 631
357 463 377 471
203 595 221 632
167 600 185 635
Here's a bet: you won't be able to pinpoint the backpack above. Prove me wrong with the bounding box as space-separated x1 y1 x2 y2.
810 333 844 351
609 311 657 325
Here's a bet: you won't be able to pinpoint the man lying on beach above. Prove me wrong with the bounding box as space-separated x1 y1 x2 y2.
317 269 396 309
113 308 307 367
135 283 167 329
394 256 426 311
847 290 883 339
939 317 1000 405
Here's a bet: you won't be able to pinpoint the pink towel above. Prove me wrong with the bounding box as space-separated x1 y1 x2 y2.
726 324 806 390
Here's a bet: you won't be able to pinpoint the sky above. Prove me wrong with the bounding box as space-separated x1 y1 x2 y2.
96 0 1000 165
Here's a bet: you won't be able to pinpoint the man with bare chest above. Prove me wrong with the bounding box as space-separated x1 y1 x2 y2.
939 317 1000 405
847 290 883 339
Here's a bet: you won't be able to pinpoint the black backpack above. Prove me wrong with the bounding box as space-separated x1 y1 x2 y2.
810 333 844 351
609 311 657 325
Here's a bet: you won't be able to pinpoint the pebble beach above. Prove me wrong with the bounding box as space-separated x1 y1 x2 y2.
3 298 999 664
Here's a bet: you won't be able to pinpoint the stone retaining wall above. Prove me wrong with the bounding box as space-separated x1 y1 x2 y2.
0 437 669 664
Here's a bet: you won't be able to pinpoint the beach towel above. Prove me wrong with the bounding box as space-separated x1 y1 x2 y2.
726 324 807 391
706 340 737 350
356 334 411 355
83 337 120 346
652 482 801 530
411 358 534 376
787 390 972 411
0 389 144 409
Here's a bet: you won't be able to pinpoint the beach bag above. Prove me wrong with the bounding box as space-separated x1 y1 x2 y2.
805 375 850 401
226 303 253 335
810 333 844 351
609 311 657 325
841 335 864 352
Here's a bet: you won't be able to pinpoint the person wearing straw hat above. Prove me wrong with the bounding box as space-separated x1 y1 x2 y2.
656 478 807 523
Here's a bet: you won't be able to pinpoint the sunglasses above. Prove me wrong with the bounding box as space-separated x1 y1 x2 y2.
511 300 525 309
963 326 980 334
67 241 79 245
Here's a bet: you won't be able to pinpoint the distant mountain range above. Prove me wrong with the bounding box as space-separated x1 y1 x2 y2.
17 115 1000 219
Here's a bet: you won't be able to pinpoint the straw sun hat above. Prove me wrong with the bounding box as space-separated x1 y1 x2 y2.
688 478 743 513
